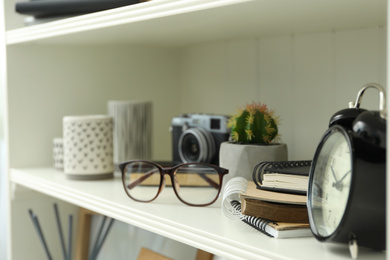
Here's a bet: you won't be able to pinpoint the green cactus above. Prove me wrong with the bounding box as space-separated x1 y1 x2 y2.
228 102 280 144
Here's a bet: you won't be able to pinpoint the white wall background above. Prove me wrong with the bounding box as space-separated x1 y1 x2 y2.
178 26 385 161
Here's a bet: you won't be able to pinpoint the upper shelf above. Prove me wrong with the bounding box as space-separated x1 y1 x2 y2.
6 0 387 47
10 167 386 260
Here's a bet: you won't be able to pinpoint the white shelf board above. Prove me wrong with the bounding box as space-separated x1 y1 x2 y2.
10 167 386 260
6 0 386 47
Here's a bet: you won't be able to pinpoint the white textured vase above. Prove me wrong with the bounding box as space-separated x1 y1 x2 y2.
219 142 288 184
63 115 114 180
107 100 152 165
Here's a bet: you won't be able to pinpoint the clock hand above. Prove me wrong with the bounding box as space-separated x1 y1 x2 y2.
331 166 343 191
336 170 351 185
330 166 339 182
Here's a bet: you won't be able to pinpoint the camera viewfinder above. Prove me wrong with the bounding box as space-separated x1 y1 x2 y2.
210 119 221 130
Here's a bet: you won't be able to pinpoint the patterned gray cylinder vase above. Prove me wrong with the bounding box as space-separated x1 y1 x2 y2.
63 115 114 180
53 137 64 169
108 101 152 165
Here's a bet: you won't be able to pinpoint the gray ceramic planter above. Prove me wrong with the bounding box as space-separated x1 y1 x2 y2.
219 142 288 183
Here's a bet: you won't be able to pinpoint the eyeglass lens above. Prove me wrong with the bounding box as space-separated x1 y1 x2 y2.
122 161 222 206
123 161 161 202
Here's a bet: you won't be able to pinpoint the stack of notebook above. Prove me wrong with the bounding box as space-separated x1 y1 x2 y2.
15 0 141 25
222 160 312 239
252 160 312 195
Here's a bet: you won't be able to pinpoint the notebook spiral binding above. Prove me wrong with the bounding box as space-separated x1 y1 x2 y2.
230 200 277 238
222 178 277 237
252 160 312 189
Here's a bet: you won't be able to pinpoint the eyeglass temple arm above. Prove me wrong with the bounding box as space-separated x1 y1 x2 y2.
196 173 220 189
127 170 156 190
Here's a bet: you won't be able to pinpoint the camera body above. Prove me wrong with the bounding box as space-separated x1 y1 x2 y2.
171 113 230 165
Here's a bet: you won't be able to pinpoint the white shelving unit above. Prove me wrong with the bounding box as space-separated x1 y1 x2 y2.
5 0 386 46
8 168 387 260
1 0 388 259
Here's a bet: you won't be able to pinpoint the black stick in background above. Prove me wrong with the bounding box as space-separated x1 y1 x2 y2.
89 216 115 260
28 209 53 260
89 216 106 260
92 218 114 259
67 215 73 260
53 203 67 260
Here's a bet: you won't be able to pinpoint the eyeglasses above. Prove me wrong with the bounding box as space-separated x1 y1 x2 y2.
119 160 229 207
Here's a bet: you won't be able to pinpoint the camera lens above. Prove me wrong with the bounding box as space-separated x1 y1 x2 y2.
178 128 215 163
181 134 200 161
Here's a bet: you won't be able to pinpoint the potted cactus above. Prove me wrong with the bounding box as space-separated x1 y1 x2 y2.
220 101 288 182
228 102 280 144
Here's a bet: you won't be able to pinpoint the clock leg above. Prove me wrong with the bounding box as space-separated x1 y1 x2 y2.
349 234 358 259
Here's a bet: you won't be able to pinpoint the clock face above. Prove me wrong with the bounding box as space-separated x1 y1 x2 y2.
309 126 353 238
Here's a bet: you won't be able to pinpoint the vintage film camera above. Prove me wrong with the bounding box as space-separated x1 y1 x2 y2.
171 114 230 165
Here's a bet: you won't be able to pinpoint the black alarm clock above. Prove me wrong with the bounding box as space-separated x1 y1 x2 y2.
307 83 386 258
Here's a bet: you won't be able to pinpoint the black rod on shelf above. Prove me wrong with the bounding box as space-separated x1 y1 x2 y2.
88 216 115 260
54 203 67 260
92 218 115 259
28 209 53 260
67 215 73 260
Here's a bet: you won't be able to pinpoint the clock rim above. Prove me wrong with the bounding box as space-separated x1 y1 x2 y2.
307 124 355 241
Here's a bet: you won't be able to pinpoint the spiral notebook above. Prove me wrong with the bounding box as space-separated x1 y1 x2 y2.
230 200 311 239
222 177 312 239
253 160 312 195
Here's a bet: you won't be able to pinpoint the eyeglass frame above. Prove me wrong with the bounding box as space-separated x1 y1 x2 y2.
119 160 229 207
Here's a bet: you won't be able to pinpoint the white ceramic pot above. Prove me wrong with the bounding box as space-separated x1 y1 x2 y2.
219 142 288 183
107 100 152 165
63 115 114 180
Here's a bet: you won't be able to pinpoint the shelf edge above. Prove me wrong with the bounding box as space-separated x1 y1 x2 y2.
6 0 251 45
10 168 277 260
